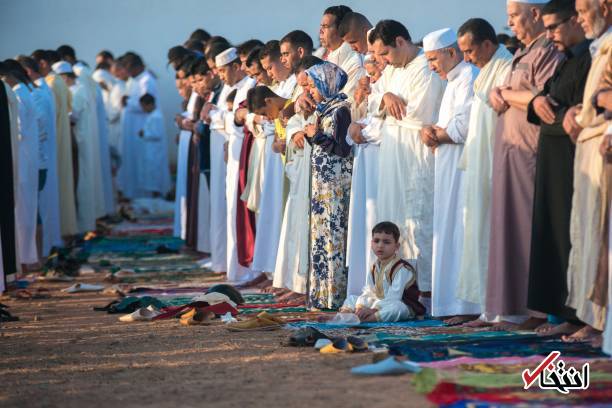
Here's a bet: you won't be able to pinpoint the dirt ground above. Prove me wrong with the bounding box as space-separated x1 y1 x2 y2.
0 278 430 408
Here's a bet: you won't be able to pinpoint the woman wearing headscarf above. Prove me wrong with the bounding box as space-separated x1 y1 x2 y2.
303 61 352 309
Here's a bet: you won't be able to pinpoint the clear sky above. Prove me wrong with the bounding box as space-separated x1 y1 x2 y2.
1 0 509 163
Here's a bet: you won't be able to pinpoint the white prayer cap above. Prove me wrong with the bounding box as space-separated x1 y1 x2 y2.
423 28 457 52
507 0 548 4
52 61 73 75
215 47 238 67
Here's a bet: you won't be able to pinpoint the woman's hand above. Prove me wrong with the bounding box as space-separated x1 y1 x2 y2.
304 123 318 138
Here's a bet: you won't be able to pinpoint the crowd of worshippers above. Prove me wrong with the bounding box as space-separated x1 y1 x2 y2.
0 47 170 284
2 0 612 350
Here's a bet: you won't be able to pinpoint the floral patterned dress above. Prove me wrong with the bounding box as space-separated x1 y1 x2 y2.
308 102 353 309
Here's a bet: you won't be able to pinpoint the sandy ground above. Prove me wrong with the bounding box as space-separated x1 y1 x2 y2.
0 278 431 408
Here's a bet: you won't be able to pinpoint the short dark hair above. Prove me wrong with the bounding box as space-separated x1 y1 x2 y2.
122 52 144 69
372 221 400 242
177 54 198 75
370 20 412 47
189 28 211 43
97 50 114 60
458 18 498 45
246 47 264 68
247 85 278 112
237 39 264 57
338 12 372 38
226 88 238 104
542 0 577 20
280 30 314 55
167 45 191 68
323 5 353 28
192 58 210 76
45 50 61 64
296 55 323 72
260 40 281 61
2 59 32 84
139 93 155 106
16 55 40 74
184 39 205 53
57 44 76 60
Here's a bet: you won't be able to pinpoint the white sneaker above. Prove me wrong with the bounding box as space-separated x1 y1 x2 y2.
61 283 105 293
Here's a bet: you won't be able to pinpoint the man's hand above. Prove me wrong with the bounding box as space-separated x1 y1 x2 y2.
600 133 612 163
235 107 248 125
596 89 612 111
292 131 306 149
420 125 438 148
432 125 453 144
201 102 216 124
382 92 406 120
348 122 366 144
356 307 378 322
297 92 316 116
304 123 318 138
175 113 183 127
272 137 286 153
181 118 195 131
563 105 583 142
489 87 509 114
532 95 556 125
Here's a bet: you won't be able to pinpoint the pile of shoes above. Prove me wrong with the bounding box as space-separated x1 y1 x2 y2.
286 327 369 353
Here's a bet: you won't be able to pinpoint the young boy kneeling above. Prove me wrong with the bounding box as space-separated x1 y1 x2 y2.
341 222 425 322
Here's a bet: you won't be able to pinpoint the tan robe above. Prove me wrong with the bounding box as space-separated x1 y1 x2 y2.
486 36 563 316
46 73 78 236
566 33 612 330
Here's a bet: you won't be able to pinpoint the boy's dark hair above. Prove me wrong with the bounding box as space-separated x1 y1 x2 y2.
246 85 278 112
372 221 400 242
139 93 155 106
226 88 238 104
260 40 281 61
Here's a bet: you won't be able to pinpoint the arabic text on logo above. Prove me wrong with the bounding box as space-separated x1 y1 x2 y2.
522 351 590 394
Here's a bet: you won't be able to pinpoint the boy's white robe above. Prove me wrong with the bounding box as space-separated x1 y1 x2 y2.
141 109 171 194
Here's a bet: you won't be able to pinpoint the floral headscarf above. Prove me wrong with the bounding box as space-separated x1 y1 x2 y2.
305 61 348 114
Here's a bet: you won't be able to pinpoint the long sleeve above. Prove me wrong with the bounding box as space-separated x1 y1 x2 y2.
310 106 352 157
125 75 157 113
143 114 163 141
372 266 415 322
444 72 475 144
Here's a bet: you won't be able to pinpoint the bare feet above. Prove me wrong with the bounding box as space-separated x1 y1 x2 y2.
253 279 273 289
461 318 494 328
443 315 479 326
241 273 268 288
535 322 583 337
277 291 305 303
561 325 602 343
491 317 546 332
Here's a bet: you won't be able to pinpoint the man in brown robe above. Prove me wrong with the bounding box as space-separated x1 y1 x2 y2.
486 0 564 330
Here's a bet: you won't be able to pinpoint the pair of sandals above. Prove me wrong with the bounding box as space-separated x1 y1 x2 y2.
0 303 19 322
287 327 368 352
15 288 51 300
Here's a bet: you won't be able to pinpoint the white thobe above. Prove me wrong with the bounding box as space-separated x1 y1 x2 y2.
430 61 480 317
33 79 62 256
273 112 315 293
346 115 383 296
95 85 115 215
108 80 126 152
13 83 39 264
371 55 446 291
207 84 234 271
174 92 198 239
343 258 416 322
5 82 21 276
456 46 513 309
118 71 158 198
70 83 99 232
325 42 365 99
142 109 171 194
222 76 257 282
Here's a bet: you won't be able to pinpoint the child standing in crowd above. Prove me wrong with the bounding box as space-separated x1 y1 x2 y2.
342 221 425 322
303 61 353 310
139 93 171 197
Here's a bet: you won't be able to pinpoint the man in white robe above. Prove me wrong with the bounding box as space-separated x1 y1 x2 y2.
0 69 39 267
210 48 257 282
20 57 63 257
250 42 295 279
369 20 445 304
54 62 97 233
421 28 480 320
109 61 128 154
117 54 158 199
454 19 513 325
319 6 366 98
139 94 171 195
346 53 385 297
